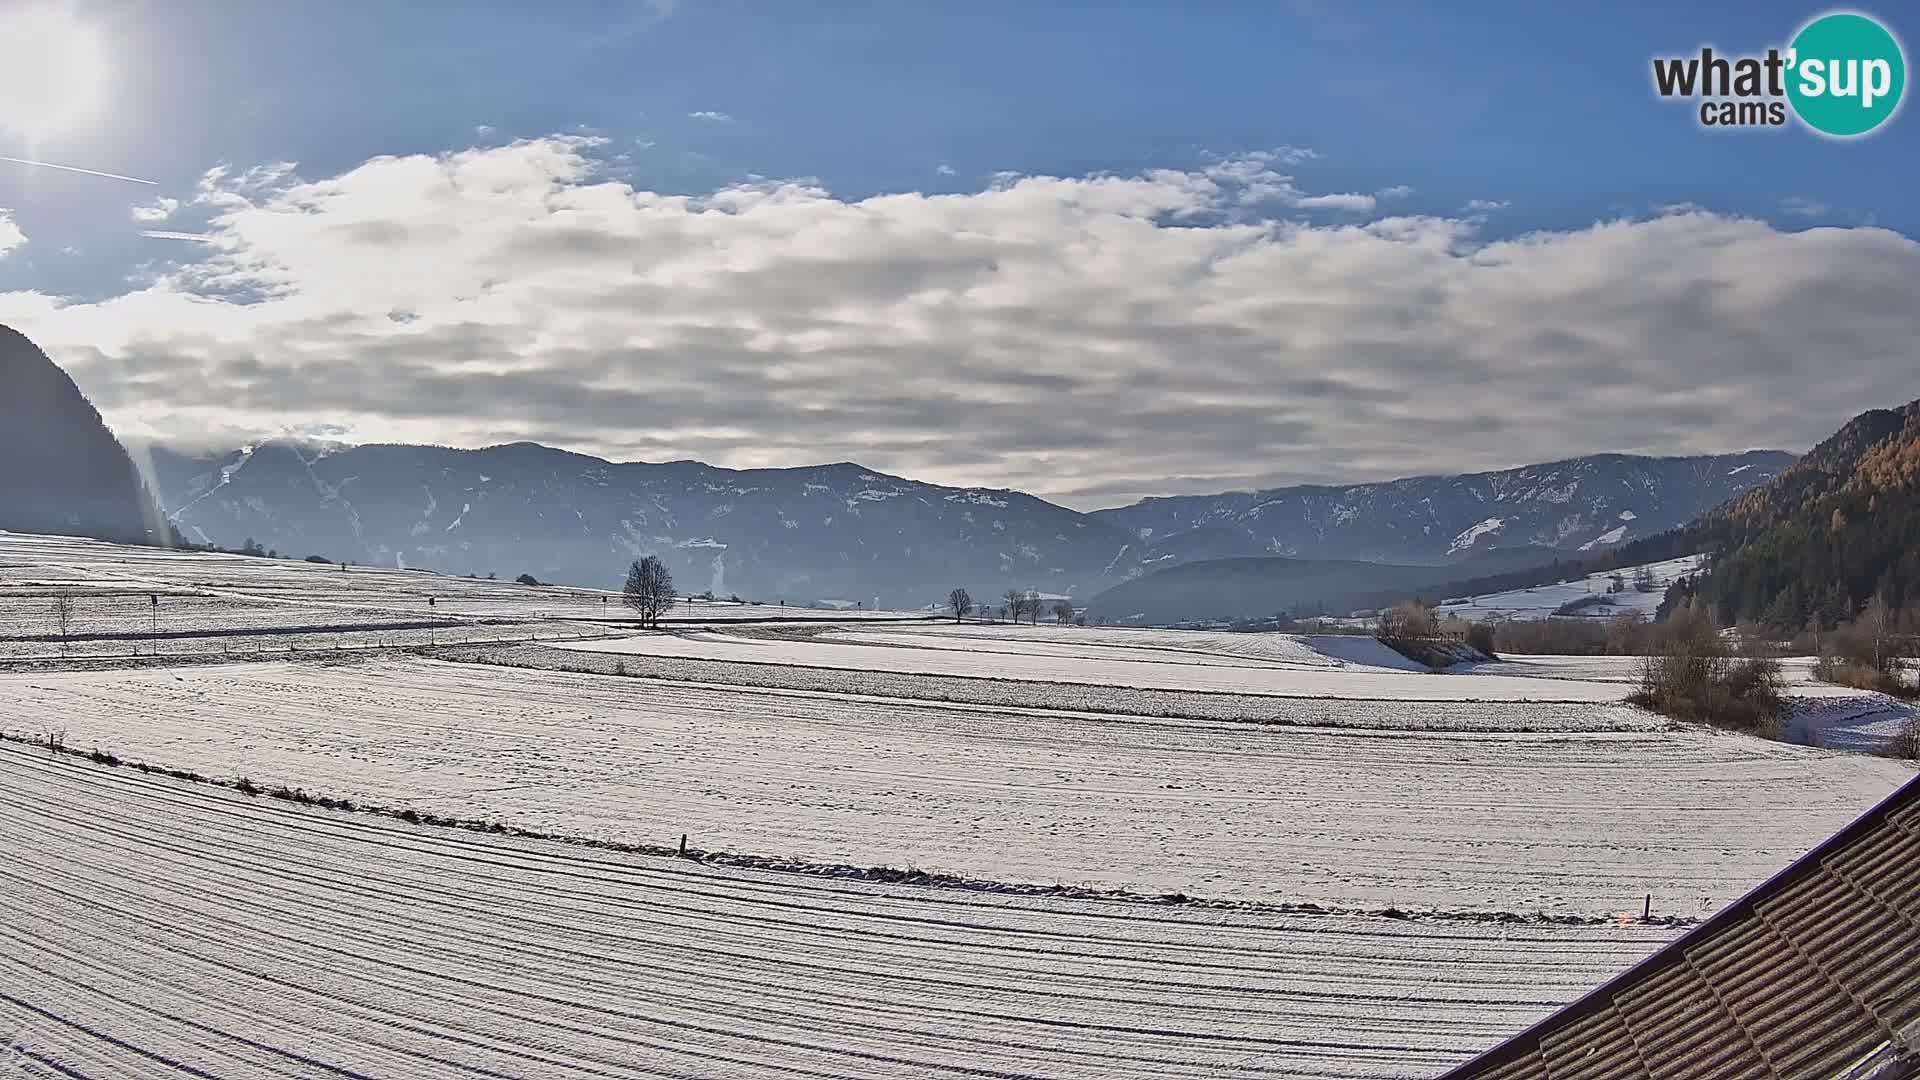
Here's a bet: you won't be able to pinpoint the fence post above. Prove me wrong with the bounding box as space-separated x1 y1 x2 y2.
1644 893 1651 921
678 833 688 857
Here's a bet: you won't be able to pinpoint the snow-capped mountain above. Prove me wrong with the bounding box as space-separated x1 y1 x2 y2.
144 441 1131 606
143 442 1792 607
1088 451 1793 566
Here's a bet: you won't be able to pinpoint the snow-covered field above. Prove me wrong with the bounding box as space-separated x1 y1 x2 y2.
0 743 1683 1079
4 532 1914 1078
1469 653 1855 693
4 655 1907 915
0 532 933 659
557 627 1632 701
444 642 1664 730
1437 554 1705 621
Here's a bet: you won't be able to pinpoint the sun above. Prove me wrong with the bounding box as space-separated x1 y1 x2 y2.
0 4 110 141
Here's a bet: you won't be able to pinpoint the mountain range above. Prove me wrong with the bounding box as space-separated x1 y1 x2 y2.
0 323 1802 616
141 438 1790 611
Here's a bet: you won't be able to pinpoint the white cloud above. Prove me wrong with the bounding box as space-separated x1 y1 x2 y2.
3 136 1917 507
1293 192 1376 212
688 110 732 123
0 210 23 257
131 196 180 223
1375 184 1414 199
936 164 956 176
1780 196 1828 218
1463 198 1510 213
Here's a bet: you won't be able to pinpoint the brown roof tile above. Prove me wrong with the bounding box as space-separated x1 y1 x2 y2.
1438 774 1920 1080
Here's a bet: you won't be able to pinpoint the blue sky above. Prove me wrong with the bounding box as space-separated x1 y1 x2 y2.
8 1 1914 295
0 0 1915 504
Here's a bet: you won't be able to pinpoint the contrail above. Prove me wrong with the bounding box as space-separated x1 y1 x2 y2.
0 154 156 185
140 230 215 242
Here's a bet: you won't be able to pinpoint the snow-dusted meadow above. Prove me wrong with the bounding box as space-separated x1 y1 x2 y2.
0 531 932 660
2 532 1914 1078
1435 554 1705 621
0 743 1683 1079
3 654 1908 914
556 625 1634 701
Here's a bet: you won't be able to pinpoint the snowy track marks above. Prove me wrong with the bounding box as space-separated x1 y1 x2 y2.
0 745 1681 1079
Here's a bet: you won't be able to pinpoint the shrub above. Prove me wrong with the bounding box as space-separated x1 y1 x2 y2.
1816 601 1915 698
1376 600 1437 643
1553 595 1616 616
1891 713 1920 760
515 573 543 586
1465 622 1497 659
1629 603 1786 733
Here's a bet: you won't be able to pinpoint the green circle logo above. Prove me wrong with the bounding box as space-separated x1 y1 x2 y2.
1787 12 1906 137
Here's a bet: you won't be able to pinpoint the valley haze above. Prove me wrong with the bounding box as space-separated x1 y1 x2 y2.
141 436 1789 609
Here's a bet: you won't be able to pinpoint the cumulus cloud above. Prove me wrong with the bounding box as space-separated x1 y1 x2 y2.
2 135 1916 507
0 210 22 257
935 164 956 176
688 110 732 122
1780 196 1828 218
131 197 180 223
1463 198 1510 213
1376 184 1414 199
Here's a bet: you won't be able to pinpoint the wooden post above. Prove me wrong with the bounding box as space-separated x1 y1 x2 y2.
678 833 688 857
1644 893 1652 921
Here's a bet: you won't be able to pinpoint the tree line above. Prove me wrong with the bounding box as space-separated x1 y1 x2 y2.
943 587 1079 625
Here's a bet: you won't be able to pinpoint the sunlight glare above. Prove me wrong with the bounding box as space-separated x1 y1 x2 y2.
0 5 110 140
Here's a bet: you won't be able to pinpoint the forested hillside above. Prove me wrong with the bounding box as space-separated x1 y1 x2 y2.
0 325 172 547
1689 399 1920 629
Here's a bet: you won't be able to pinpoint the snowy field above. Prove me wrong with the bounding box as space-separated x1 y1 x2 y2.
1470 653 1856 693
1437 554 1706 621
4 532 1915 1078
0 744 1685 1080
442 642 1666 731
0 532 932 660
0 532 933 623
4 655 1907 915
557 627 1633 702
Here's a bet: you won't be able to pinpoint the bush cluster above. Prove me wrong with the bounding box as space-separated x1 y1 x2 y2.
1628 603 1786 734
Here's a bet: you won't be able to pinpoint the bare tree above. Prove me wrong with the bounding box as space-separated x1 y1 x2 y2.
1052 599 1074 625
1024 589 1042 625
1375 600 1436 644
1003 588 1026 625
51 595 74 657
947 588 973 623
623 557 676 629
1820 594 1906 691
